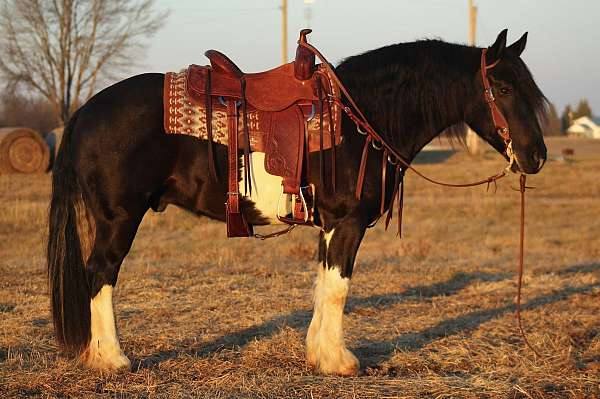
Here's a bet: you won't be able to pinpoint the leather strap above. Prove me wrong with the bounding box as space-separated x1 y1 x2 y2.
355 135 371 200
227 100 240 214
384 165 405 237
318 81 325 187
226 100 252 237
380 149 387 215
481 48 511 145
205 68 217 181
304 119 311 186
326 91 336 193
241 78 252 196
397 177 404 238
385 165 401 230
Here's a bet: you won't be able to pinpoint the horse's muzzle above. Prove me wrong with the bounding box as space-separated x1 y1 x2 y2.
517 143 547 174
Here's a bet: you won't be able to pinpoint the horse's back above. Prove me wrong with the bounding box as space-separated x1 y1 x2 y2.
74 73 166 147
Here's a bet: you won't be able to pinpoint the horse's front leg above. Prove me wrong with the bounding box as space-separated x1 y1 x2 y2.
306 215 366 376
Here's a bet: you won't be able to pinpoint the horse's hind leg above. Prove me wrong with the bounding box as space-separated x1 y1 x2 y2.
306 214 366 376
84 211 145 370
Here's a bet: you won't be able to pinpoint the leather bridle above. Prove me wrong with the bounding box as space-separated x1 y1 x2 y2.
481 49 510 144
480 48 518 169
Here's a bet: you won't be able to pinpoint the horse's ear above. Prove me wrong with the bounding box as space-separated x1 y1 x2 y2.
507 32 528 57
486 29 508 64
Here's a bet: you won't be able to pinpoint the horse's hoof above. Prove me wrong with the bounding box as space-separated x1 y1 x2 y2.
306 347 360 376
332 363 360 377
82 346 131 372
109 354 132 372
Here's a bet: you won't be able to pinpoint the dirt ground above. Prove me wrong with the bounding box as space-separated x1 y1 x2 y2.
1 140 599 398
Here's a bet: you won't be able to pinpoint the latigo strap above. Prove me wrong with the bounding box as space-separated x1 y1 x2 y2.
225 100 253 237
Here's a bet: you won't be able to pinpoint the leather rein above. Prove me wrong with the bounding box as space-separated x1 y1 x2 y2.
298 41 541 356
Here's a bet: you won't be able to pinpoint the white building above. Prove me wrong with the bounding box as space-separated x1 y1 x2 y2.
567 116 600 139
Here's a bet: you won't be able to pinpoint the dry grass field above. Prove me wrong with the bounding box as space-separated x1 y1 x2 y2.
1 139 599 398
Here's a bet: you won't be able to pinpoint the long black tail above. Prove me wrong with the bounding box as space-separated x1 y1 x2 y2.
47 110 92 355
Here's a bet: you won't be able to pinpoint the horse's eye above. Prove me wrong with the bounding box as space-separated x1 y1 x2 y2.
499 87 511 96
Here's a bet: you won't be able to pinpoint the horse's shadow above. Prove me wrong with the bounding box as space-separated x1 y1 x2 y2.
134 263 599 370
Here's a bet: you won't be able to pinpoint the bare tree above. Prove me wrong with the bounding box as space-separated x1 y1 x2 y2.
0 0 168 124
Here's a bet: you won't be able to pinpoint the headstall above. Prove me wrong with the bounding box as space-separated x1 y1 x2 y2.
480 48 517 169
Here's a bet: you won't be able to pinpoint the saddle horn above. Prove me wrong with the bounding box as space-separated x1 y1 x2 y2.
294 29 316 80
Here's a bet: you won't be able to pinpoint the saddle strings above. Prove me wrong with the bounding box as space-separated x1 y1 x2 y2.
299 40 541 357
205 69 218 181
325 86 337 193
241 78 252 196
318 80 325 189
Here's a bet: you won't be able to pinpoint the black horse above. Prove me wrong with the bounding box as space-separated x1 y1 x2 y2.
48 29 547 375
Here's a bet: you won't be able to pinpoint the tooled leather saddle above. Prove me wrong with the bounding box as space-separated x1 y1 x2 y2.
165 29 341 237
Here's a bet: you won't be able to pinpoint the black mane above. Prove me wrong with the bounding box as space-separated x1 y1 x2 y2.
335 39 547 155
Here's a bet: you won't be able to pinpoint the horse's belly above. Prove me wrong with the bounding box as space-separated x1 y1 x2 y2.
239 153 291 224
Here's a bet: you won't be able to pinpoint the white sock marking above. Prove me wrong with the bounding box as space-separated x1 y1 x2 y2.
87 285 130 370
307 257 359 374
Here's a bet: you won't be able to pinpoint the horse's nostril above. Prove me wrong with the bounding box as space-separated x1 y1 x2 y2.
531 150 540 165
530 146 547 172
531 147 546 165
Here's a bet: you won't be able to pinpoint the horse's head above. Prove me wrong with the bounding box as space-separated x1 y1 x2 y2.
466 29 548 174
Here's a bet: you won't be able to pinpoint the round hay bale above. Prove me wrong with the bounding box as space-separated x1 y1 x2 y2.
0 127 50 174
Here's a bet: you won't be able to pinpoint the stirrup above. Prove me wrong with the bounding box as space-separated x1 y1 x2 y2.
276 185 313 224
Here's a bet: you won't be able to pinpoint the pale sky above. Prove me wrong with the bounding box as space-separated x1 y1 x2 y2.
136 0 600 115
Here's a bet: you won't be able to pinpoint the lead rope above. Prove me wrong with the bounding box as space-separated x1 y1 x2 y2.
517 174 542 357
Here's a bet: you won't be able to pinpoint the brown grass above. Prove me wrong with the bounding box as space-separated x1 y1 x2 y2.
1 143 599 398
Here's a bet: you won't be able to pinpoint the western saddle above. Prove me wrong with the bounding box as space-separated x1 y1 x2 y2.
184 29 340 237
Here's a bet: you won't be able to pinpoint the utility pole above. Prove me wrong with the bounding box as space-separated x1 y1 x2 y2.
281 0 288 64
468 0 477 46
466 0 485 155
304 0 315 28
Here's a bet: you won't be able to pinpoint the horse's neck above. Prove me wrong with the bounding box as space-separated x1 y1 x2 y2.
340 50 478 161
